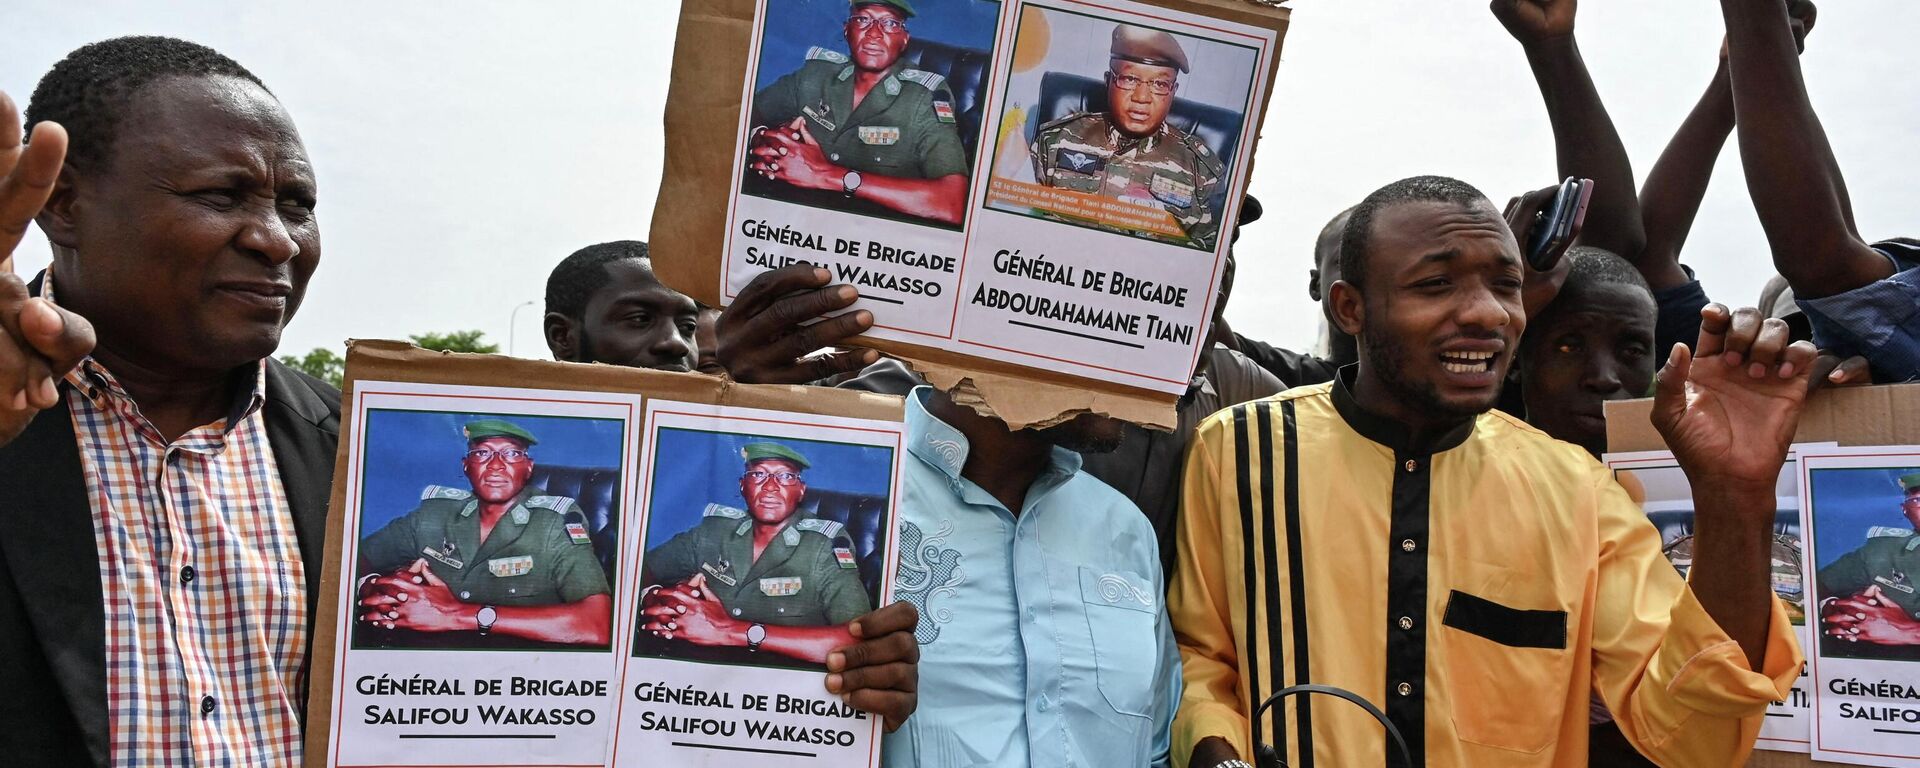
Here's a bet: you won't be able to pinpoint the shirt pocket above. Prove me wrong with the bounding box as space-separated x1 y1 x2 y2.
1440 589 1571 754
1077 565 1159 719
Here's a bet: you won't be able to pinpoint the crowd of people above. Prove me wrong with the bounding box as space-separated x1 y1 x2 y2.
0 0 1913 766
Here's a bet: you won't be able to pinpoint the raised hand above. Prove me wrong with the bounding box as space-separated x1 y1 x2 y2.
0 89 94 448
826 600 920 731
1653 304 1815 493
1491 0 1576 46
1503 185 1574 319
715 263 878 384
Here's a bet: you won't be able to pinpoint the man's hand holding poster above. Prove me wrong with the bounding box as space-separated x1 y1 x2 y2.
654 0 1289 415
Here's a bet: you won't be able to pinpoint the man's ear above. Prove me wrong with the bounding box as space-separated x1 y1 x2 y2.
543 311 578 362
1307 268 1322 302
1328 279 1366 338
35 167 83 249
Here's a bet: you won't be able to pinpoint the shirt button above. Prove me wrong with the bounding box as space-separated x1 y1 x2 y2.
1038 699 1049 712
1400 539 1417 553
732 608 743 617
1404 459 1418 472
1398 616 1414 630
1396 682 1413 696
199 695 216 715
179 566 196 584
460 591 472 600
830 152 841 162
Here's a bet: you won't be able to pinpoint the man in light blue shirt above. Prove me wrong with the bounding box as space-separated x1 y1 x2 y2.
884 385 1178 768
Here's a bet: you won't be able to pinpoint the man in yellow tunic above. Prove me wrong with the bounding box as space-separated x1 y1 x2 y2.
1173 176 1806 767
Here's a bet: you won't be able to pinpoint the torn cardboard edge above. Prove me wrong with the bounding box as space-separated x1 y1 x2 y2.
302 339 904 768
649 0 1287 433
1606 382 1920 454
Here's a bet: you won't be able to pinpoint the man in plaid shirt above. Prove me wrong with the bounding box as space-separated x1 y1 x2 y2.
0 36 920 768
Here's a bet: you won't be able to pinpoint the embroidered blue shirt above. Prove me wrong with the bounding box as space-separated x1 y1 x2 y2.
884 387 1177 768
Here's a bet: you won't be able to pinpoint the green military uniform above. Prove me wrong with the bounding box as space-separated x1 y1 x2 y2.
750 50 969 184
1820 528 1920 617
643 504 872 627
359 485 611 608
1030 112 1226 250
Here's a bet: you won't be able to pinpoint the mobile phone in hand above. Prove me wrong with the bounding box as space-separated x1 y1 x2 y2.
1524 177 1593 272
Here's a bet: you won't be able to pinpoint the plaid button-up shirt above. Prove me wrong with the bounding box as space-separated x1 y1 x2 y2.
50 273 308 767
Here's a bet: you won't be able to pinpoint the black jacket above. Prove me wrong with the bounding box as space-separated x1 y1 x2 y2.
0 349 340 767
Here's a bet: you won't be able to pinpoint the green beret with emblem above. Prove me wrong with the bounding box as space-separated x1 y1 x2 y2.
1900 472 1920 492
1110 24 1189 73
852 0 914 19
741 441 810 470
463 418 538 446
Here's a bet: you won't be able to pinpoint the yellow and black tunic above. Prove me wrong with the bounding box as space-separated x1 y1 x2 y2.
1170 369 1800 767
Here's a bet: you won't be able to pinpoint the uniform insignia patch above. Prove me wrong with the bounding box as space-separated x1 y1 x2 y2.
932 100 955 123
759 576 803 597
702 562 738 587
421 485 472 501
805 46 849 64
795 518 845 539
834 547 858 569
565 522 592 544
899 68 946 92
703 503 747 519
1054 148 1104 174
858 126 900 145
1150 174 1195 208
422 545 464 570
488 555 533 577
802 104 838 132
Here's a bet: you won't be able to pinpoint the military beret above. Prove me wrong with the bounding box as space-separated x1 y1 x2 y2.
852 0 914 19
1239 195 1264 226
1899 472 1920 492
1111 24 1189 73
742 441 810 470
463 418 538 446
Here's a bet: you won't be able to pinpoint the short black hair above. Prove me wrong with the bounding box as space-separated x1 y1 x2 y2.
1559 246 1650 296
1338 175 1491 290
25 36 268 171
545 240 652 320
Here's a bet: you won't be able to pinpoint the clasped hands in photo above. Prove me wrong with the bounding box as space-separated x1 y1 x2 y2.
356 558 469 633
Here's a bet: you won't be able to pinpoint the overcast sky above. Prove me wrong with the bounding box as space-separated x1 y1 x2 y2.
4 0 1916 361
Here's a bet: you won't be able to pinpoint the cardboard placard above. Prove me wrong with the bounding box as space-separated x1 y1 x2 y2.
648 0 1291 430
1607 382 1920 768
304 341 907 767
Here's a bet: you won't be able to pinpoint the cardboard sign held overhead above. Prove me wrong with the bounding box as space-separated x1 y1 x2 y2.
650 0 1291 429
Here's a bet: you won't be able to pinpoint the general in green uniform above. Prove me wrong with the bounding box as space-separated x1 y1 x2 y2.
359 484 610 609
643 502 871 628
1816 471 1920 658
354 418 613 649
1030 24 1226 249
745 0 971 227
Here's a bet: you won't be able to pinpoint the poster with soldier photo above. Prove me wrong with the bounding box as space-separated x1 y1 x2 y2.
1605 446 1829 754
322 381 644 768
981 4 1255 252
1799 448 1920 767
701 0 1282 396
610 400 903 767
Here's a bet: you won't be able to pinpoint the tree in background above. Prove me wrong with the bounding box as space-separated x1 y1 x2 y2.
276 330 499 389
409 330 498 354
278 346 345 388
